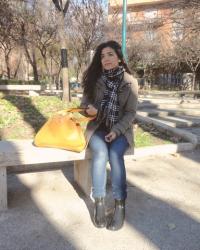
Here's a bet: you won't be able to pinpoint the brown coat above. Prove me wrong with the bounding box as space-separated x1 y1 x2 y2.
81 72 138 147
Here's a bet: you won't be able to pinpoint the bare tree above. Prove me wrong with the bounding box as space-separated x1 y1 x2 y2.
103 5 121 43
48 43 62 89
13 1 40 81
174 35 200 90
0 0 17 78
172 0 200 35
127 14 171 87
67 0 104 81
171 1 200 90
32 2 58 88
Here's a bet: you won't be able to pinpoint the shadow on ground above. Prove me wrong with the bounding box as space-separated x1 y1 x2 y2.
3 95 46 132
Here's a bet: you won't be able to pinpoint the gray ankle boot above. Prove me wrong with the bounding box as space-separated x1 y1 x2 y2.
93 197 106 228
107 199 125 231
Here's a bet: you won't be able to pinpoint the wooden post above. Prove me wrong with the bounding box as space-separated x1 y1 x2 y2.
0 167 7 211
74 160 92 196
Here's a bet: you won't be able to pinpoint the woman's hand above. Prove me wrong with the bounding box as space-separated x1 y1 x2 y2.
86 104 98 116
105 131 117 142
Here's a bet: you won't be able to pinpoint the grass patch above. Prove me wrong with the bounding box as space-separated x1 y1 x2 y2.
135 126 171 147
0 94 176 147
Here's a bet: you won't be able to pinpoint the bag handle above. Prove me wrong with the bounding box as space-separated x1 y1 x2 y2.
58 108 96 122
66 108 86 113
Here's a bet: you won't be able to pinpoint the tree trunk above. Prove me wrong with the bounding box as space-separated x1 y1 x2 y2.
23 42 39 82
5 53 11 79
32 50 39 82
58 14 69 102
76 70 79 82
43 53 53 90
76 62 82 82
13 54 22 79
192 72 196 90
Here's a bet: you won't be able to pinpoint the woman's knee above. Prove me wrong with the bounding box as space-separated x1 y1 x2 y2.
94 149 109 162
109 147 124 160
109 136 128 159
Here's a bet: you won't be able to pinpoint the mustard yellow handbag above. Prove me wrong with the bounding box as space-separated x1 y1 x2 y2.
34 108 94 152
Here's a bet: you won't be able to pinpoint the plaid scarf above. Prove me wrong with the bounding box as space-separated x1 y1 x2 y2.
99 66 124 129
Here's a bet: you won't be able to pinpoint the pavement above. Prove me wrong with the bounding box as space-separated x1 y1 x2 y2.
0 149 200 250
0 95 200 250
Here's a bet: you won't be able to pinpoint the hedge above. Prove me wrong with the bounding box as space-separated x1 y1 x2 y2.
0 79 42 85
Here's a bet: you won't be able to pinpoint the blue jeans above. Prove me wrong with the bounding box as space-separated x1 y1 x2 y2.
89 130 129 200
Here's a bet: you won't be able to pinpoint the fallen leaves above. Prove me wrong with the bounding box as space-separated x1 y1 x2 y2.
167 223 177 230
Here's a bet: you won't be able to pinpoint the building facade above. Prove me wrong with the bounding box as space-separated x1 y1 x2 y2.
108 0 195 90
108 0 182 47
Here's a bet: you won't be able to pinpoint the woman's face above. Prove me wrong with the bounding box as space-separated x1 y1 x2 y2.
101 47 119 70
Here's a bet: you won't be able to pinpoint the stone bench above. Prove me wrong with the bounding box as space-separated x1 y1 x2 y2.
0 139 135 211
0 85 42 96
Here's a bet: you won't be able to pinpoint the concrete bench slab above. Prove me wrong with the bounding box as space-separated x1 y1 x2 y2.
0 85 42 96
0 84 42 91
0 139 91 211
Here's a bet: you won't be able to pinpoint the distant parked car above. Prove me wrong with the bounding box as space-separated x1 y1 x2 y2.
70 82 82 92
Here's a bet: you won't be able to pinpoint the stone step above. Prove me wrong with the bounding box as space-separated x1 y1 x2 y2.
137 110 176 117
138 103 158 109
139 96 181 104
138 107 200 116
146 116 200 128
139 97 200 104
138 103 200 109
174 114 200 124
182 128 200 144
138 108 200 118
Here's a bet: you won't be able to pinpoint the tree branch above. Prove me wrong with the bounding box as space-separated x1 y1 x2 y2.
63 0 70 16
52 0 62 12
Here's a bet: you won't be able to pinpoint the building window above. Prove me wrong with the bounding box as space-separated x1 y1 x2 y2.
145 30 156 41
127 13 132 22
172 8 184 19
171 22 184 41
144 9 158 19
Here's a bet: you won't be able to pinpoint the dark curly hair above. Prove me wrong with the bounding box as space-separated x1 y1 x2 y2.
82 40 131 102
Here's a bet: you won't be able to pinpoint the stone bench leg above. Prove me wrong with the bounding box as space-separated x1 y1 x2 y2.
74 159 91 196
0 167 7 211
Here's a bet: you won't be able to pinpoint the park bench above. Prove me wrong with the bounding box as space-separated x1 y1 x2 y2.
0 85 42 96
44 89 83 99
174 90 200 101
0 138 194 211
0 139 135 211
